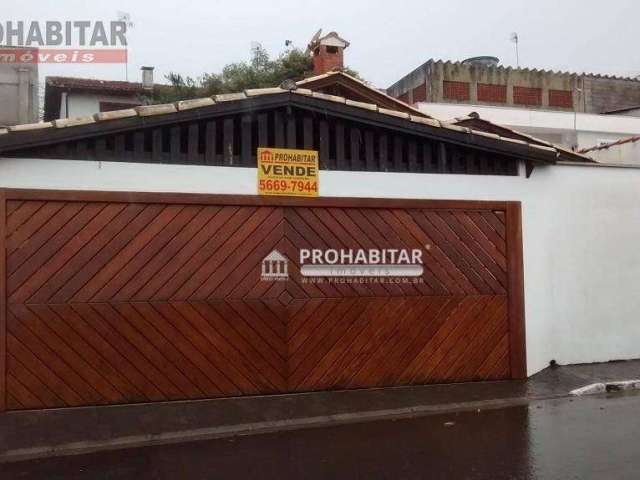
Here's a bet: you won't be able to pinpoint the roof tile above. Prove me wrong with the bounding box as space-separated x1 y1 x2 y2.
176 97 215 111
53 116 95 128
94 109 137 121
8 122 53 132
245 87 286 96
311 92 346 103
136 103 177 117
345 99 378 111
46 76 146 94
410 115 441 128
214 92 247 102
378 108 410 119
292 88 313 96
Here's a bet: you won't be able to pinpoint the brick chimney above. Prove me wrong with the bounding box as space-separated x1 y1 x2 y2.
308 31 350 75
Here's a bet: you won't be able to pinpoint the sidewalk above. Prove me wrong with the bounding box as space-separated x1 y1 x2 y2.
1 359 639 463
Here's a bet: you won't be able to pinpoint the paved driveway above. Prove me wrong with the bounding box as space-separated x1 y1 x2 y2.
2 391 639 479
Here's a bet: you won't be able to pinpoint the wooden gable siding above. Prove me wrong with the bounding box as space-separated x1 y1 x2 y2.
6 106 519 176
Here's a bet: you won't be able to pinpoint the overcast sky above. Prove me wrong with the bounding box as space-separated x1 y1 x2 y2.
4 0 639 89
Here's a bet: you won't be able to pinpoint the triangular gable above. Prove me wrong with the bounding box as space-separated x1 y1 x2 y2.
297 71 430 118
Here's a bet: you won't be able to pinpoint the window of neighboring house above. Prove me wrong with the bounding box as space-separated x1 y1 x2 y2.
443 81 470 101
99 101 140 112
513 86 542 106
412 83 427 103
549 89 573 108
477 83 507 103
326 46 339 54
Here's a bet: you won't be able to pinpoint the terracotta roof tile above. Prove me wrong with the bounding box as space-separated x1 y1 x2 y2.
46 76 146 94
93 109 137 121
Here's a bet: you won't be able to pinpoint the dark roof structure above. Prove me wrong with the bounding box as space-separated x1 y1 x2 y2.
0 78 597 182
447 112 593 164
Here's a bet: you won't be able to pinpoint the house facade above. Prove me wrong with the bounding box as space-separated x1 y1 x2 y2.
0 37 639 414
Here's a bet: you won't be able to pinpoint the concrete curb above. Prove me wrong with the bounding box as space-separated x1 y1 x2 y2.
0 393 568 464
570 379 640 396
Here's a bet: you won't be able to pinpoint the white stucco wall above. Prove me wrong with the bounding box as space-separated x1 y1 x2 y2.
419 102 640 151
65 93 141 118
1 158 639 376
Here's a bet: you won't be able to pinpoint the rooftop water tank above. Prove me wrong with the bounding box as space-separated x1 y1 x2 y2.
462 56 500 67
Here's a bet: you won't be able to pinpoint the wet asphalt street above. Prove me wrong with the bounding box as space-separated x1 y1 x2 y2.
2 391 639 480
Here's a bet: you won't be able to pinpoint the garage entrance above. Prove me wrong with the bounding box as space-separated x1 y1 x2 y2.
0 189 525 410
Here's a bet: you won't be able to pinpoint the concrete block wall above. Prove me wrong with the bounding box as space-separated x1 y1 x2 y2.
0 48 39 126
388 60 640 114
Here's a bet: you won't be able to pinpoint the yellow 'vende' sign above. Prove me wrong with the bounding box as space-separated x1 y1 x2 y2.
257 147 319 197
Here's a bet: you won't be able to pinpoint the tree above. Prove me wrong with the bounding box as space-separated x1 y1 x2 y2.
149 43 362 104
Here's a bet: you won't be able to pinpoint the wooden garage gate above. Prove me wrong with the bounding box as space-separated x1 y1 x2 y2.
0 189 525 411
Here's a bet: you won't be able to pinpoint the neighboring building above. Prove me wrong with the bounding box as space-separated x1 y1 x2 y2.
416 102 640 151
387 58 640 114
43 66 155 121
579 135 640 164
0 46 39 127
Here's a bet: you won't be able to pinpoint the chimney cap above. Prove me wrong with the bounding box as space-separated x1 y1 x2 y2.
141 66 155 71
308 30 350 51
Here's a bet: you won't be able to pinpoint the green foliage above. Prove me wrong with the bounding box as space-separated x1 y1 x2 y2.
149 43 362 104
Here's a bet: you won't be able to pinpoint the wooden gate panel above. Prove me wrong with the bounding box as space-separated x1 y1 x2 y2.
5 300 287 410
287 295 510 393
0 191 525 411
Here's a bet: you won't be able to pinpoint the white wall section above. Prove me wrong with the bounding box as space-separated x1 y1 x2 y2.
2 158 640 376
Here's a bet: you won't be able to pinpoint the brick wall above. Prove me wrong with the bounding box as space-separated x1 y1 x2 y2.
412 83 426 103
443 81 470 101
477 83 507 103
513 86 542 106
548 90 573 108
